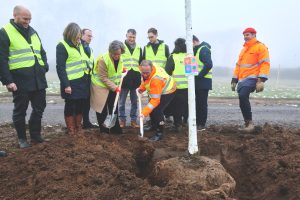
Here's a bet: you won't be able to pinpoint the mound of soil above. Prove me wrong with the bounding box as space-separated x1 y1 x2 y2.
0 123 299 200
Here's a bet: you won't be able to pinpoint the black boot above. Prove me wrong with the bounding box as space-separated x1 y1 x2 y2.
18 139 31 149
150 125 163 141
110 119 123 134
29 119 44 144
14 120 30 148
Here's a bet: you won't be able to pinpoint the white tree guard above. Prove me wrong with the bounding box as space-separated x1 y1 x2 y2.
185 0 199 154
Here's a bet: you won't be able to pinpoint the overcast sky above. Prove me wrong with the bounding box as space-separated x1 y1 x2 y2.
1 0 300 70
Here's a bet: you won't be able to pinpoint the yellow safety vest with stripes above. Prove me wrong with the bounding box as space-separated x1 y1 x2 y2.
172 53 188 89
3 23 45 70
121 44 140 72
84 48 94 74
145 66 176 98
91 52 123 88
145 43 167 68
60 40 87 81
195 45 212 79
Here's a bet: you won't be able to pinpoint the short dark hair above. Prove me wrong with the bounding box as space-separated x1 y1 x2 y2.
127 29 136 35
172 38 186 53
147 27 157 35
81 28 91 35
193 35 199 42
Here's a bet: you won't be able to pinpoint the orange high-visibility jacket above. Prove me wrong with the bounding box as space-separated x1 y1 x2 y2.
139 66 176 117
233 38 270 81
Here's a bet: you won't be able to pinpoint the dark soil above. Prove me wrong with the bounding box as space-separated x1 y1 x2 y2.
0 123 299 200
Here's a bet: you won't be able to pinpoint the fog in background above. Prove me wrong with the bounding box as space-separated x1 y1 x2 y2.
1 0 300 80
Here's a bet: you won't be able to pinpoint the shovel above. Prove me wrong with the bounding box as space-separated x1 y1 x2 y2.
136 89 144 137
103 70 128 129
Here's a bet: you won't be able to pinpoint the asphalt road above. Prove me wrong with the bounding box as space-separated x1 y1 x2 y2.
0 96 299 128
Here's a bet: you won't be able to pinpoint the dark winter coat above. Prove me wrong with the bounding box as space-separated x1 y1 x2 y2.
193 41 213 90
56 40 89 99
0 19 48 92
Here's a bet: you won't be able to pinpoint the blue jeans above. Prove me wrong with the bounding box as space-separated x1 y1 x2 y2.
238 86 256 121
118 88 138 122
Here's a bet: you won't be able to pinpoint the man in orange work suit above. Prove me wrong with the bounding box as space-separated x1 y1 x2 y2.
231 27 270 132
137 60 176 141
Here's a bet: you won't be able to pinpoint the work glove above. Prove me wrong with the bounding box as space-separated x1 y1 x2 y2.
139 114 145 119
136 88 142 98
231 78 238 91
231 82 237 91
115 87 121 93
256 78 264 93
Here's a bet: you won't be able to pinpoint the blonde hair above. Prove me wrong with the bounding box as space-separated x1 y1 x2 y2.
63 23 81 44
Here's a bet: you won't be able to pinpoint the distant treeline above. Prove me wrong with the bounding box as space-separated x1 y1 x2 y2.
214 66 300 80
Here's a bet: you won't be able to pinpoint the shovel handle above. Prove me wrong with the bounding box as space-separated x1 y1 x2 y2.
137 90 144 137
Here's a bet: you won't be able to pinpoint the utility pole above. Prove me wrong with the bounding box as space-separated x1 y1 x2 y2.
185 0 198 154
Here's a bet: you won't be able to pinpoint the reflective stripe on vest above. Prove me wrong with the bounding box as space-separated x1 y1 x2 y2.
145 66 176 98
91 52 123 88
196 45 212 79
145 43 167 68
60 40 86 81
121 44 140 72
172 53 188 89
3 23 45 70
84 48 94 74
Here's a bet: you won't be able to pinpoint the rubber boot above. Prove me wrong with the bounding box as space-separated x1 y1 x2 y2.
150 124 163 141
75 114 83 134
14 120 31 148
65 116 76 136
29 119 44 144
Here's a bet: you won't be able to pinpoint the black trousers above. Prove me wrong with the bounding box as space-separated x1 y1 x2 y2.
12 89 46 140
96 91 122 134
238 86 256 121
64 99 85 117
150 92 175 129
168 89 188 126
82 77 92 124
195 88 209 126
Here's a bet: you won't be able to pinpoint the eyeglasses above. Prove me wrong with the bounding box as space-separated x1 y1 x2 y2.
141 71 151 75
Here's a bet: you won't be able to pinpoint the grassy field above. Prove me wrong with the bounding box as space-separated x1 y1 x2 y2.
1 74 299 99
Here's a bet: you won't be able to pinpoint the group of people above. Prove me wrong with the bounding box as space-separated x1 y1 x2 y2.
0 5 270 150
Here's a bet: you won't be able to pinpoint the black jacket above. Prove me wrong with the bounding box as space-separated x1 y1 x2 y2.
193 41 213 90
0 20 48 92
142 40 170 60
122 41 142 89
56 40 89 99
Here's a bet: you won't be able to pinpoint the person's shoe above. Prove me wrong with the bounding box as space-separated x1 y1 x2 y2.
0 150 7 157
131 121 139 128
165 116 173 124
31 135 45 144
197 125 206 132
119 120 126 128
18 139 31 149
83 122 99 129
239 120 255 132
150 132 162 141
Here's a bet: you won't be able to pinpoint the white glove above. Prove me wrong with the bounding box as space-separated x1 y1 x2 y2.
136 88 142 98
